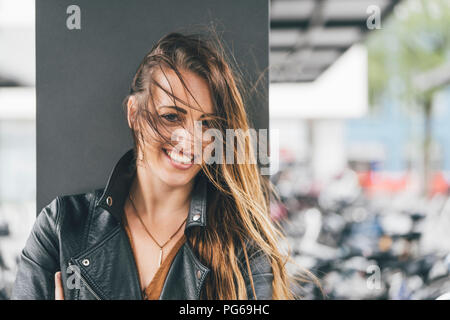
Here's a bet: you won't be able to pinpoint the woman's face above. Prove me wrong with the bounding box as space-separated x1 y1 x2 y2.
128 67 215 188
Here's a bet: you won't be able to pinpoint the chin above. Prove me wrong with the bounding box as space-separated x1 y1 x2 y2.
158 162 201 189
158 169 197 188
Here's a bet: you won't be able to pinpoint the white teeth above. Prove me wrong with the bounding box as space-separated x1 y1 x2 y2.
168 150 192 164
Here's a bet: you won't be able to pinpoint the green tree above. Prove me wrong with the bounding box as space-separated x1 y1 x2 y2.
367 0 450 195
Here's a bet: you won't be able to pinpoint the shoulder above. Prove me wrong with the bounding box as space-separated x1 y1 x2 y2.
61 188 104 226
38 188 103 237
58 189 100 217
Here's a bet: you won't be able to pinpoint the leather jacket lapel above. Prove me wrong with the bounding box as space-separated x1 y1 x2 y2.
70 225 143 300
159 244 210 300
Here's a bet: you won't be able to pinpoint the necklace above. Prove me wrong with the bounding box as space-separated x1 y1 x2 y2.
128 194 187 267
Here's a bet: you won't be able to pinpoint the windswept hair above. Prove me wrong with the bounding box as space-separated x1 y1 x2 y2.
123 29 319 299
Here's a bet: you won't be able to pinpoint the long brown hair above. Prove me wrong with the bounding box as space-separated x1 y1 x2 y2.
122 30 318 299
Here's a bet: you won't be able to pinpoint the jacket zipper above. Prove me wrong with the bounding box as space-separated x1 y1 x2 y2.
68 260 102 300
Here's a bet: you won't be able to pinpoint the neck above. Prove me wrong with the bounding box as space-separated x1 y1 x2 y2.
129 164 194 224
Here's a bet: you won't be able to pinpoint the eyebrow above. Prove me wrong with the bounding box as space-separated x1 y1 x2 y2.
158 105 215 118
158 105 187 114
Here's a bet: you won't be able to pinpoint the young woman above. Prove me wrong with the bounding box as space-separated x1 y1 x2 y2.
12 32 302 300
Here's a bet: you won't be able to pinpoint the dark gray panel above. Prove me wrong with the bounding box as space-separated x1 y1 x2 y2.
36 0 269 213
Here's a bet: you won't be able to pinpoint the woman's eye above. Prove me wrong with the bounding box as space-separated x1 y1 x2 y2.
161 113 179 122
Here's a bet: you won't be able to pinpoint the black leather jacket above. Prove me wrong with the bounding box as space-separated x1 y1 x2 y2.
11 148 273 300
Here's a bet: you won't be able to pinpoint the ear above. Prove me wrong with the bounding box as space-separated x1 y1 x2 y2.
127 96 136 129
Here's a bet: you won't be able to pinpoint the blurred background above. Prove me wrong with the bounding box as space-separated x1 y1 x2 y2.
1 0 450 299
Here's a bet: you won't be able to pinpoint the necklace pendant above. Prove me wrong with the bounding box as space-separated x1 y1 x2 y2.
158 248 162 267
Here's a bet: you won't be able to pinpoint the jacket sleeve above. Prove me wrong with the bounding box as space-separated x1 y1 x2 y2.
239 240 274 300
11 197 61 300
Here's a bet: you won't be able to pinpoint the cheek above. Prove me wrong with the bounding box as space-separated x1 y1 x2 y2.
141 140 164 163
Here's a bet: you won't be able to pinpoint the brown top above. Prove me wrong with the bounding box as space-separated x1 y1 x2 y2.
123 214 186 300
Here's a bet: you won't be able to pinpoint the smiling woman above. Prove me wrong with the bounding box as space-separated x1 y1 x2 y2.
12 31 313 300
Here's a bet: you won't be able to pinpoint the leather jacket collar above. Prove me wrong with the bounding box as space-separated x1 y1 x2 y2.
95 148 208 232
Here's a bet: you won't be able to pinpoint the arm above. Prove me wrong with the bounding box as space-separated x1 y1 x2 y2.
11 197 61 300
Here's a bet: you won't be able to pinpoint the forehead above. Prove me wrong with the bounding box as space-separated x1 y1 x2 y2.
151 67 214 114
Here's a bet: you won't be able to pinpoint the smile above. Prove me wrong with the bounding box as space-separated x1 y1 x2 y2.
163 148 194 169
